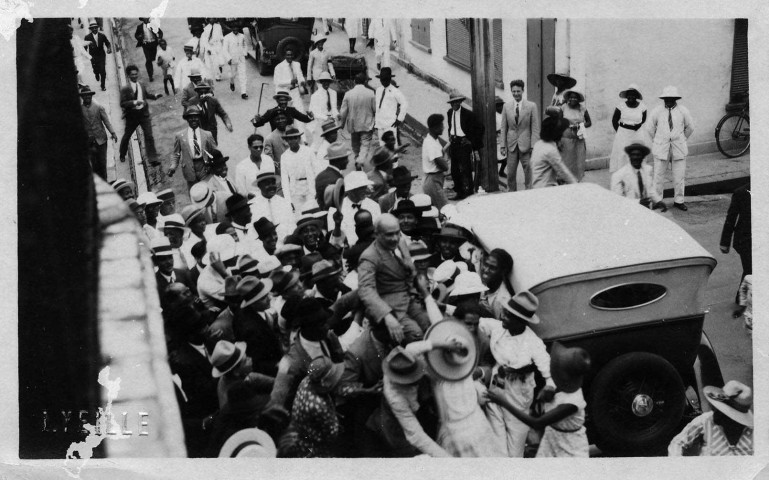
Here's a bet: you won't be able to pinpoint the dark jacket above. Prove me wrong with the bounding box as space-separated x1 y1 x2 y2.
84 31 111 58
189 95 231 133
134 22 163 48
720 183 751 254
446 106 485 149
120 81 160 118
156 268 194 295
233 308 283 377
254 106 312 131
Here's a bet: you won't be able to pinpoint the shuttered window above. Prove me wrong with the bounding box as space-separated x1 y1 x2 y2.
730 19 748 102
410 19 431 50
445 19 502 83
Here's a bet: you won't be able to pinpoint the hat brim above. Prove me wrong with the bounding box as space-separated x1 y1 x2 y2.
448 285 489 297
382 355 427 385
282 132 303 138
211 342 247 378
546 74 577 89
312 267 342 283
624 144 651 156
79 90 96 96
424 320 478 381
502 303 540 324
183 112 202 118
253 173 280 187
619 89 643 100
257 224 279 239
391 206 423 217
447 97 466 103
703 386 754 427
240 279 274 309
188 73 203 78
273 94 292 100
322 125 343 137
218 427 277 458
411 252 435 262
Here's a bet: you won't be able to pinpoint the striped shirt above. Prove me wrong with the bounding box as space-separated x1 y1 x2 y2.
668 411 753 456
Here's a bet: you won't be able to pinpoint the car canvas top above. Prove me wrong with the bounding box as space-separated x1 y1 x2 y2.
458 183 715 293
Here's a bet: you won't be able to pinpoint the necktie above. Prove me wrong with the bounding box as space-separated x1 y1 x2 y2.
226 178 236 194
202 99 208 118
134 83 138 99
637 170 645 199
453 111 458 137
668 108 674 131
379 88 387 109
193 129 201 157
326 89 331 111
515 103 519 124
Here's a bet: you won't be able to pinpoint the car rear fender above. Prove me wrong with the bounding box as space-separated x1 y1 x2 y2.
690 331 724 414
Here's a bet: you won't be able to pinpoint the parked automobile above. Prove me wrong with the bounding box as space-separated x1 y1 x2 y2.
457 183 723 455
328 54 368 109
243 17 314 75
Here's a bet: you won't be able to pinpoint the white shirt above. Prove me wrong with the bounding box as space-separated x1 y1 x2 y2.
448 108 465 137
197 265 226 309
174 56 209 86
156 45 176 69
205 174 237 196
280 146 318 202
223 31 247 63
200 23 224 54
234 154 276 197
610 163 662 203
230 221 264 258
307 48 336 81
130 80 144 102
309 87 339 122
421 134 444 174
249 194 297 241
648 104 694 160
187 127 203 159
477 319 553 385
314 139 333 172
375 85 408 130
273 60 305 91
327 197 381 245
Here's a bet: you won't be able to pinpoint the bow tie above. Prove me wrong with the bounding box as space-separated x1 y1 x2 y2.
351 203 361 209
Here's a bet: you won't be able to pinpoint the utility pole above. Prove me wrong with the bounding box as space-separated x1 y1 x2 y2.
468 18 499 192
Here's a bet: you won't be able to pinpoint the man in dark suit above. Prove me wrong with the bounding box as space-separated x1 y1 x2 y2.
151 237 193 295
720 182 752 299
358 214 430 345
501 79 541 191
134 18 163 81
180 68 214 109
168 105 218 192
378 166 416 213
252 90 313 132
315 142 349 209
446 91 484 199
119 64 162 165
368 148 395 201
84 21 111 91
188 83 233 143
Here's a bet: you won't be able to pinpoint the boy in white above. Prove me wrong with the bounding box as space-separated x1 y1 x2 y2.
156 39 176 95
421 113 450 210
307 37 336 91
479 291 555 457
175 40 209 87
326 171 381 245
223 24 248 98
280 126 318 215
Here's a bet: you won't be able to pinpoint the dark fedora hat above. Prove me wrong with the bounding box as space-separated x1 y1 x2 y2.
79 85 97 96
390 166 417 186
194 82 214 92
391 199 423 218
382 347 426 385
624 142 651 157
208 149 229 166
225 193 250 216
253 217 279 240
375 67 395 79
434 224 474 243
371 147 395 168
183 104 203 118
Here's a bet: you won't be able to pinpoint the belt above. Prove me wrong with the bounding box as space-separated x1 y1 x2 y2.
619 122 639 129
450 135 467 143
298 177 307 181
497 364 537 381
549 424 582 434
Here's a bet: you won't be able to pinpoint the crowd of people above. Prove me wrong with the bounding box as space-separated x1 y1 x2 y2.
74 17 753 458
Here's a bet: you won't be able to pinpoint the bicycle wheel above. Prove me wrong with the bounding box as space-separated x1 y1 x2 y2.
716 113 750 158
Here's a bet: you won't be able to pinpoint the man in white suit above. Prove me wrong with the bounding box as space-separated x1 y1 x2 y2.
273 48 308 114
501 79 540 191
368 18 397 71
223 21 249 99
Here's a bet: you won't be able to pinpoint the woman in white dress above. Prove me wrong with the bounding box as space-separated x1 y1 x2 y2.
609 84 648 173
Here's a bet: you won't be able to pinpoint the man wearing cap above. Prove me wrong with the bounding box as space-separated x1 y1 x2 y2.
234 277 284 377
340 73 377 169
209 340 273 409
156 188 177 216
198 234 239 311
191 182 229 225
234 134 277 198
281 127 319 213
368 148 395 201
223 21 249 99
611 143 667 211
80 85 117 180
250 172 296 240
374 67 407 147
315 142 347 210
152 236 193 294
111 179 135 200
479 291 555 457
501 79 540 190
189 84 233 144
84 21 111 91
273 48 308 114
328 171 381 245
649 86 695 211
446 91 484 199
307 37 336 92
669 380 753 456
134 18 163 81
119 64 163 165
169 105 218 190
309 74 340 141
378 166 416 213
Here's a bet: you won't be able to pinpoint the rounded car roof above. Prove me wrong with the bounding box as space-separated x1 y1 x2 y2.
457 184 715 292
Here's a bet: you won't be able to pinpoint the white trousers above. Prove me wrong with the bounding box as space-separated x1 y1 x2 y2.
653 153 686 204
229 61 247 94
204 51 222 80
485 372 536 457
375 41 390 68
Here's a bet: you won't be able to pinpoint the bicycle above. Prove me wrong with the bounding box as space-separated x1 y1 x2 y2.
715 93 750 158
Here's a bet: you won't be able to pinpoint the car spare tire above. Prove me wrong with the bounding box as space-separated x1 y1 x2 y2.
589 352 686 455
276 36 304 62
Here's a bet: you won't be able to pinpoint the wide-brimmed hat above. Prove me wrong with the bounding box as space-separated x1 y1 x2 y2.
275 243 303 258
111 178 134 193
208 149 229 166
424 320 478 381
253 217 279 240
194 82 214 92
238 276 273 309
382 346 427 385
546 72 577 89
502 291 541 324
160 213 185 232
79 85 96 96
224 274 243 298
218 427 277 458
183 104 203 118
440 204 458 222
659 86 681 99
320 120 343 138
136 191 163 207
624 142 651 157
390 166 417 186
448 272 488 297
190 182 214 207
272 269 301 294
282 126 302 138
187 68 203 78
183 40 196 51
703 381 753 427
257 256 283 277
307 356 345 389
562 89 585 103
150 236 174 257
433 260 467 289
409 193 432 212
210 340 247 378
619 84 643 100
447 90 466 103
296 210 326 232
344 171 373 191
208 234 238 262
434 224 474 243
237 254 260 277
325 141 349 160
273 90 292 100
391 199 422 218
550 341 591 392
253 171 279 187
375 67 395 79
408 240 434 262
311 259 341 283
156 189 175 202
323 179 345 211
541 116 571 138
225 194 250 216
371 148 395 168
317 71 333 82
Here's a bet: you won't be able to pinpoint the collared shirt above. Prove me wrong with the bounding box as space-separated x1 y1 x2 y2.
81 101 115 145
249 194 296 240
280 146 318 202
197 265 227 309
189 342 209 360
449 108 465 137
479 282 512 321
234 154 276 197
375 85 408 130
264 129 289 166
477 319 552 382
205 174 237 196
187 127 203 159
530 140 578 189
327 197 381 245
310 87 339 123
159 271 176 284
156 45 175 69
649 103 694 160
174 56 209 86
610 163 662 203
307 48 336 81
274 60 305 91
421 134 444 174
223 31 246 63
668 411 753 456
130 81 144 102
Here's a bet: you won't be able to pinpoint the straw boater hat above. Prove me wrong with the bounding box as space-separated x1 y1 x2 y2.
210 340 247 378
424 319 479 381
156 188 175 202
624 142 651 157
183 39 197 51
160 213 185 232
149 236 174 257
273 89 292 101
549 341 591 392
111 178 134 195
447 90 466 103
275 242 303 260
619 84 643 100
218 427 277 458
237 276 273 309
703 381 753 428
562 89 585 103
320 120 343 138
408 240 434 262
448 272 489 297
323 179 345 211
187 69 203 79
502 291 541 325
282 126 302 138
382 346 427 385
546 72 577 89
79 85 96 96
659 86 682 100
257 256 284 277
409 194 433 212
89 21 99 29
190 182 215 208
136 191 163 207
252 170 280 188
183 104 203 119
